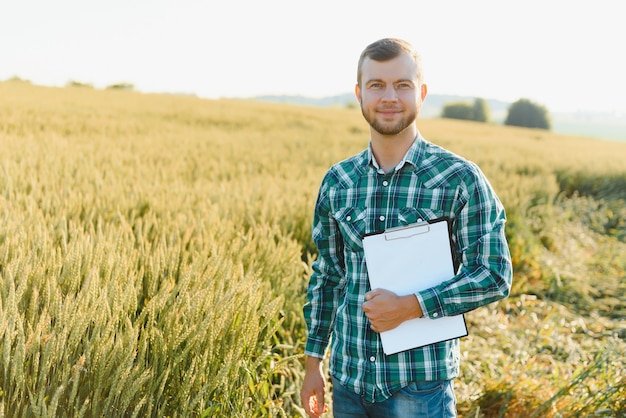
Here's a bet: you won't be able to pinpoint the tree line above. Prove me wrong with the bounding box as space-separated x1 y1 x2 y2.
441 98 551 130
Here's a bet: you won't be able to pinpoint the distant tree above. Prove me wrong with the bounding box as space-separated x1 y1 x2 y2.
66 80 94 89
441 98 490 122
441 102 474 120
106 82 134 91
505 98 551 130
6 76 31 84
472 98 489 122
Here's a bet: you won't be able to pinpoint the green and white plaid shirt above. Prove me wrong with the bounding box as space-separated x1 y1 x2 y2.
304 133 512 402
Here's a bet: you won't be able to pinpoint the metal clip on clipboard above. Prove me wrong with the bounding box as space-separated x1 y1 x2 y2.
384 221 431 241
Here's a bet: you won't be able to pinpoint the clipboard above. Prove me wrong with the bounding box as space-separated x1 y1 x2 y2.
362 217 468 355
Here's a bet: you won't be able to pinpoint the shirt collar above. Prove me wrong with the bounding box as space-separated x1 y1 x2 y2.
367 132 425 173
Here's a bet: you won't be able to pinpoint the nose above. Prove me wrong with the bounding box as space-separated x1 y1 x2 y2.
381 85 398 102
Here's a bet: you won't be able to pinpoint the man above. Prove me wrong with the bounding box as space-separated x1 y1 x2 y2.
301 38 512 417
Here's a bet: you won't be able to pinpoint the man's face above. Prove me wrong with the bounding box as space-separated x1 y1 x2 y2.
356 52 426 136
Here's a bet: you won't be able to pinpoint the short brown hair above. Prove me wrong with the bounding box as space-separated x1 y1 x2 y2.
356 38 423 87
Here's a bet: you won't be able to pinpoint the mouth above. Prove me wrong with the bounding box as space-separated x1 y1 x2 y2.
377 109 402 117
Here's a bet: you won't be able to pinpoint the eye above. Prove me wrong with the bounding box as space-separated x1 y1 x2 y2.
396 82 413 89
367 82 384 89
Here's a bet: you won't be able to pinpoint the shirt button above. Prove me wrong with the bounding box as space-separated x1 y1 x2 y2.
346 216 352 221
433 313 439 318
417 218 423 222
369 356 376 362
379 216 385 221
382 180 389 186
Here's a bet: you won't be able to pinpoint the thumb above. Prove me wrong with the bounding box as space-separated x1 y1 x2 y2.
365 288 380 301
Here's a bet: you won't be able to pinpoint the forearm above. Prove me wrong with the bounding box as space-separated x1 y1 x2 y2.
401 294 423 320
305 355 323 372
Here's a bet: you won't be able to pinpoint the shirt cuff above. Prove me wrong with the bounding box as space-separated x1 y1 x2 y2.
415 288 445 319
305 336 329 358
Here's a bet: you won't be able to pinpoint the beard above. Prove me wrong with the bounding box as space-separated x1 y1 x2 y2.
360 104 417 136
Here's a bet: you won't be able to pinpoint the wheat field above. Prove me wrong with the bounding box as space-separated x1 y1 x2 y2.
0 80 624 417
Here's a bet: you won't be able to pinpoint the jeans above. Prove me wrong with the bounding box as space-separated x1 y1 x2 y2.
332 376 457 418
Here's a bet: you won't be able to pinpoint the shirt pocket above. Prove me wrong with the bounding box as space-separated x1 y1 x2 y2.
398 207 445 224
333 206 368 252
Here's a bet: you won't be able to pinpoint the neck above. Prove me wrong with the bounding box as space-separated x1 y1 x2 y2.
371 125 417 172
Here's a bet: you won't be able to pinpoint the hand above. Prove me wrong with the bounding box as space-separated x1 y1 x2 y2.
300 356 328 418
362 288 423 332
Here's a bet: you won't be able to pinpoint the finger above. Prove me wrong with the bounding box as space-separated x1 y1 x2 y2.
308 394 324 418
311 391 326 415
315 398 325 415
301 392 316 417
364 288 379 300
303 400 317 417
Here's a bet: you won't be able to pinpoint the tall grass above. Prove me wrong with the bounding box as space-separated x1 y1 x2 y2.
0 81 624 416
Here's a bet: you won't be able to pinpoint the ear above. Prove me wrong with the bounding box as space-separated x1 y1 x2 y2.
420 83 428 101
355 83 361 102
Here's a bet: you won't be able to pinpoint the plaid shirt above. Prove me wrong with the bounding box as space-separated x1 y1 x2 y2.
304 133 512 402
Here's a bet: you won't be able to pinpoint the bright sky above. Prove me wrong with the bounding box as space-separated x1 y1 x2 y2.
2 0 625 113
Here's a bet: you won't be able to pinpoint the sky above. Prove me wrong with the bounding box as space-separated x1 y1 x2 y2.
1 0 625 114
